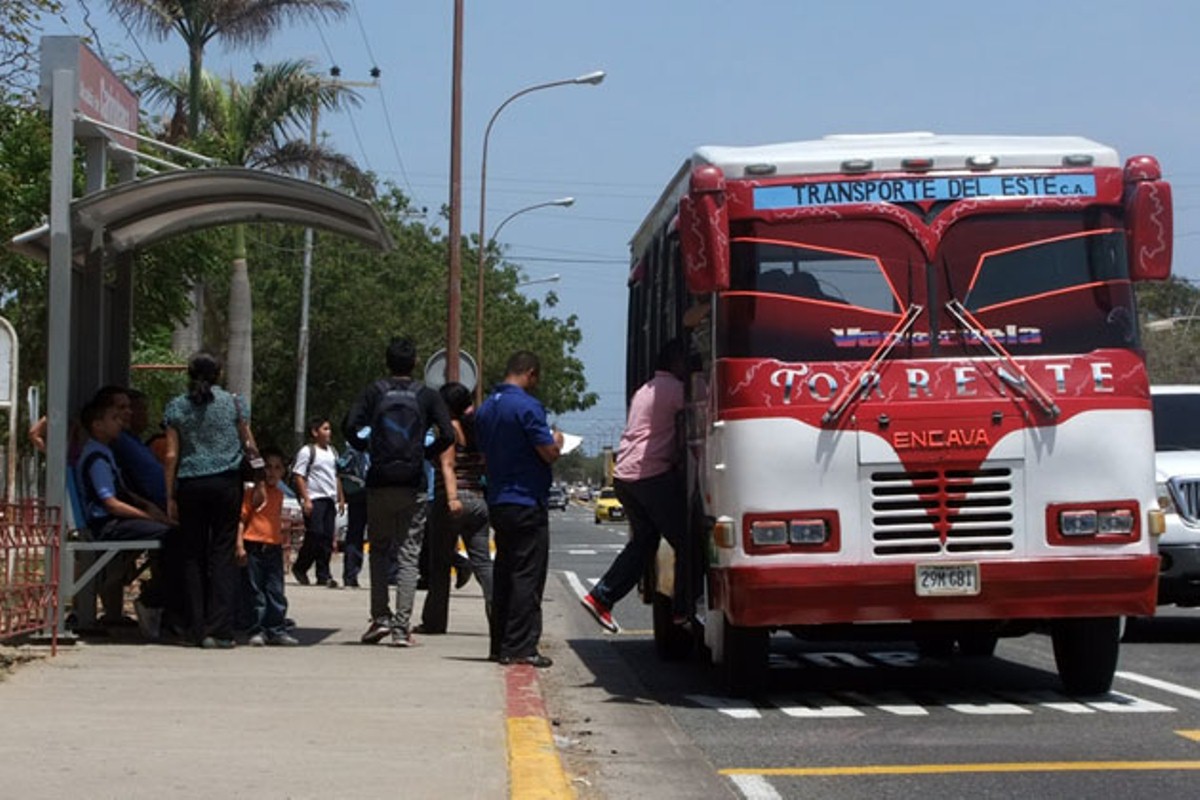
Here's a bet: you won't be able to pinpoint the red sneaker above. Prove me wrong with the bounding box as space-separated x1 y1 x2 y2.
581 593 620 633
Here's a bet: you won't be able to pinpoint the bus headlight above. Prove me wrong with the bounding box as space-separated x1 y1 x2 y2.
1059 510 1098 536
750 520 788 546
1098 509 1135 535
789 519 829 544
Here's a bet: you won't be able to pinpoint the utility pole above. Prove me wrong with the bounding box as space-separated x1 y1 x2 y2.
446 0 464 383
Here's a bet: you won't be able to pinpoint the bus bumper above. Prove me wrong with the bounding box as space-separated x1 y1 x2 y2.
710 556 1159 627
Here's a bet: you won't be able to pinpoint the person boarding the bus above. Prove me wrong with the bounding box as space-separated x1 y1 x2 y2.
581 340 688 633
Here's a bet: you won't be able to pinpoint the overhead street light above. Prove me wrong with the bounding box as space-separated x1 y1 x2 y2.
476 197 574 402
475 70 604 403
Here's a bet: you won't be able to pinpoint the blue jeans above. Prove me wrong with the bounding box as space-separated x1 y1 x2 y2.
591 472 686 613
240 541 288 638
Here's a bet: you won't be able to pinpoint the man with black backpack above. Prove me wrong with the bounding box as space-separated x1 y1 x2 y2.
345 337 454 647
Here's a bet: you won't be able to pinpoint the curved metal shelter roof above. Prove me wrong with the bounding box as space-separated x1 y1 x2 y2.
9 166 394 262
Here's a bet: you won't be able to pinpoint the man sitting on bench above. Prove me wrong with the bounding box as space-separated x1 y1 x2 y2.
77 399 176 638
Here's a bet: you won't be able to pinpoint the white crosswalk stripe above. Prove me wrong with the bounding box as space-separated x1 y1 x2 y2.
682 688 1175 720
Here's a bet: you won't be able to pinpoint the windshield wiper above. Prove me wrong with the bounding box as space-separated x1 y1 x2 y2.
943 298 1060 419
823 304 924 425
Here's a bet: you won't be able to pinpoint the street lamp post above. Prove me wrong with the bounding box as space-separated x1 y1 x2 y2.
474 70 604 404
476 198 573 403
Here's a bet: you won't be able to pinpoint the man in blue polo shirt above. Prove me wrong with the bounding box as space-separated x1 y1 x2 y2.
475 350 563 668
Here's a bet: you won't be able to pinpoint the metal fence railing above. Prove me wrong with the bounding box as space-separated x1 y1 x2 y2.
0 502 60 653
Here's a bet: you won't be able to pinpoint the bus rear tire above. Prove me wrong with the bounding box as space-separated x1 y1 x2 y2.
652 593 693 661
1051 616 1120 696
721 619 769 697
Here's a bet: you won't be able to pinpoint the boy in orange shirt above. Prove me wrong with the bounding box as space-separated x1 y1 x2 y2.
235 448 299 646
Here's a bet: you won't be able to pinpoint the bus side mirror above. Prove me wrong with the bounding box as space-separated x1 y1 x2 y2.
679 165 730 293
1124 155 1172 282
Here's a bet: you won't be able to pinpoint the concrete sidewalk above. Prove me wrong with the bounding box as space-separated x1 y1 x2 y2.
0 566 515 799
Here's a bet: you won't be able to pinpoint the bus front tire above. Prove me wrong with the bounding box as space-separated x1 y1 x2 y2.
720 618 769 697
1051 616 1120 696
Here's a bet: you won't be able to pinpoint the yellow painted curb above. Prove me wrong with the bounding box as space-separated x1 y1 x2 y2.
508 716 573 799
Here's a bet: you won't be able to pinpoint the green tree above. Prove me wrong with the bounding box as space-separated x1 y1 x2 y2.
1137 279 1200 384
1 0 65 99
139 60 364 408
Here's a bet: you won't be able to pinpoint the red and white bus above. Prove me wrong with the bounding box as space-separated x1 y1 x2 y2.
627 132 1173 695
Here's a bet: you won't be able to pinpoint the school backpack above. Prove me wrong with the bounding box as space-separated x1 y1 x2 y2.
287 443 316 494
368 378 426 484
336 445 369 498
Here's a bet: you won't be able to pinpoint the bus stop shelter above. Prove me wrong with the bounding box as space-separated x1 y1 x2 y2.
8 37 394 635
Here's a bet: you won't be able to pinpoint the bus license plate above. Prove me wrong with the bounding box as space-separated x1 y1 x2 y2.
915 563 980 597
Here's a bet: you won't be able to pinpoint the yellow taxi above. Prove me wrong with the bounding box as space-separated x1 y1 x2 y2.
593 486 625 525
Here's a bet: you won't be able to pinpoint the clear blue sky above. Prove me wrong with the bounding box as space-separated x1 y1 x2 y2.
50 0 1200 451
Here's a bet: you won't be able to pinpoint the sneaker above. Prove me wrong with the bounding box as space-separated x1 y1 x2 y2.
291 566 310 586
267 632 300 647
389 627 416 648
324 578 339 589
580 593 620 633
344 579 360 588
361 617 393 645
247 632 267 647
454 554 473 589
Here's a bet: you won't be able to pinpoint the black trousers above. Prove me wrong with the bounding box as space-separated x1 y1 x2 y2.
176 470 242 642
488 503 549 660
294 497 336 582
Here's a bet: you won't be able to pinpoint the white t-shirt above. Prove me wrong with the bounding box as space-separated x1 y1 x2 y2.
293 444 339 500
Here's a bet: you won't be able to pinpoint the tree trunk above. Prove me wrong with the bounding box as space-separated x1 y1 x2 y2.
226 224 253 410
171 283 205 356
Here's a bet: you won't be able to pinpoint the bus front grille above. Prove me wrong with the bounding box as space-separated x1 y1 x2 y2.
870 467 1015 556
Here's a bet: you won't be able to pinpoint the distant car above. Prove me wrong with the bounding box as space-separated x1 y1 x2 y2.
576 487 592 502
594 487 625 525
548 487 569 510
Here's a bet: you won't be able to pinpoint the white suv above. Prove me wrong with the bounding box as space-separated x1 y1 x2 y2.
1152 385 1200 607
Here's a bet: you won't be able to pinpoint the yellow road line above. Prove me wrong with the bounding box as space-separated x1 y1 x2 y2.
507 716 573 799
721 761 1200 777
1176 730 1200 742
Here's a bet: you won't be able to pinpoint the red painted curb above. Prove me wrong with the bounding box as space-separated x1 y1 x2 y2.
505 663 549 718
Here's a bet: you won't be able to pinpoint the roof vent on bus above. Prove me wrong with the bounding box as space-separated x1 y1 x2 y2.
966 155 998 170
1063 154 1094 167
744 163 777 176
841 159 873 174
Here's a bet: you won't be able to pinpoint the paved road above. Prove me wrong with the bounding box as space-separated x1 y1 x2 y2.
546 503 1200 799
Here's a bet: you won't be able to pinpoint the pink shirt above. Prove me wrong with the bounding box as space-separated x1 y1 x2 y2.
613 371 684 482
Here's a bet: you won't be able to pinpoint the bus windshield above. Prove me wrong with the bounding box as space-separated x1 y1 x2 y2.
718 219 920 361
938 211 1137 356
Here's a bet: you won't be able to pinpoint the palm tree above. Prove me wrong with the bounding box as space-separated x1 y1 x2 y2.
108 0 349 355
109 0 349 137
141 60 366 406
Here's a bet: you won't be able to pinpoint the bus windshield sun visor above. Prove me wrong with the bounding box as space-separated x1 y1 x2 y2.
943 298 1060 419
822 303 924 426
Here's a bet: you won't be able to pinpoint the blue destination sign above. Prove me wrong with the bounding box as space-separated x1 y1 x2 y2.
753 173 1097 209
